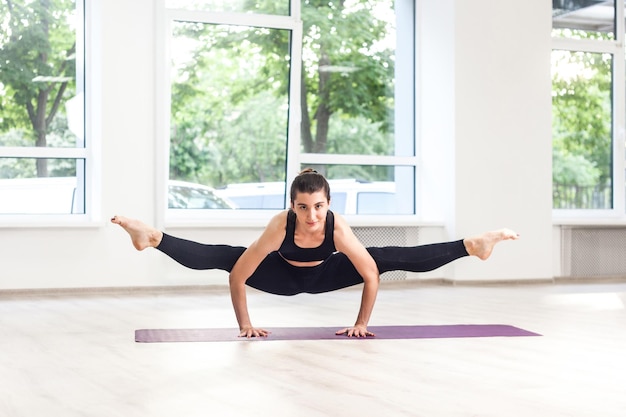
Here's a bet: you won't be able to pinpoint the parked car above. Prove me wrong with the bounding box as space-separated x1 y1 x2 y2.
214 181 287 210
168 180 237 209
0 176 81 214
0 177 237 214
215 178 401 214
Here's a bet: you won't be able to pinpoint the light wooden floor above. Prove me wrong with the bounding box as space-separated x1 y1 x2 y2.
1 280 626 417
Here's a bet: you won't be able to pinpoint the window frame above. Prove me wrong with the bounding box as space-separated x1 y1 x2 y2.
0 0 101 227
157 0 419 228
552 0 626 224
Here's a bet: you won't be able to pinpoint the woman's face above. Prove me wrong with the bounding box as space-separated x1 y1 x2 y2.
291 191 330 231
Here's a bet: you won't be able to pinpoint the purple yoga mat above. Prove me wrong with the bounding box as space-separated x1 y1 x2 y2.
135 324 540 343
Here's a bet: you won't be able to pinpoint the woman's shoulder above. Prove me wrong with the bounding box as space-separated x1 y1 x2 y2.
330 209 344 223
330 210 350 234
330 211 363 253
254 210 288 248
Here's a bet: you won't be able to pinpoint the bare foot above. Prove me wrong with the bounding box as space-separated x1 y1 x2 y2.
111 215 163 251
464 228 519 261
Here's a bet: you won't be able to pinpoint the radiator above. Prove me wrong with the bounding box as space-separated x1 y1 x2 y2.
352 226 420 281
561 227 626 277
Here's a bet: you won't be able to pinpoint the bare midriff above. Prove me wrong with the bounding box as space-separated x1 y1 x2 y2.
278 252 324 267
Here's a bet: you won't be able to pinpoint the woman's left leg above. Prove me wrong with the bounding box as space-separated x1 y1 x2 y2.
243 228 519 295
367 240 468 274
368 228 519 274
252 240 474 295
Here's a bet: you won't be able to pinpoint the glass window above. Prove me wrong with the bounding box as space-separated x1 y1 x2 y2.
0 158 85 214
165 0 289 15
0 0 87 217
163 0 415 216
168 181 237 209
551 50 613 209
214 181 286 210
300 0 402 157
208 163 415 215
552 0 615 38
551 0 621 214
304 164 414 215
168 20 290 194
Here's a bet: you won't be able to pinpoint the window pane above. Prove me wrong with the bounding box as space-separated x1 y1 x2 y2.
301 0 407 156
0 1 84 157
552 50 612 209
0 158 85 214
168 180 237 210
215 181 286 210
302 164 414 215
168 21 290 207
552 0 615 39
214 165 414 214
165 0 289 15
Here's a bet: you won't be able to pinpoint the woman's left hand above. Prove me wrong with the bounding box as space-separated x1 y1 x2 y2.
335 325 376 338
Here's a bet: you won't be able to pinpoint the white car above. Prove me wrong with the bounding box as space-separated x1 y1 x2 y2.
215 179 401 214
167 180 237 210
0 176 81 214
0 177 237 214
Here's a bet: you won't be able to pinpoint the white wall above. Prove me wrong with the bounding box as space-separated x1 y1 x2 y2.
419 0 553 281
453 0 553 281
0 0 555 291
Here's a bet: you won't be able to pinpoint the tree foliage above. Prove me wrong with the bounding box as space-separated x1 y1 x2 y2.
169 0 395 186
552 30 612 208
0 0 77 177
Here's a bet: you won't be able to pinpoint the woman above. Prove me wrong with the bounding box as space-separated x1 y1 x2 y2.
112 169 519 338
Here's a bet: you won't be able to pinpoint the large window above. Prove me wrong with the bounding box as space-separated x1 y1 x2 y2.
0 0 88 219
160 0 415 219
552 0 624 213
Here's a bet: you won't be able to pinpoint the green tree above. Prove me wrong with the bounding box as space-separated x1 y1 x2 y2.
0 0 77 177
168 0 395 185
299 0 394 160
169 22 291 186
552 52 611 182
552 30 612 208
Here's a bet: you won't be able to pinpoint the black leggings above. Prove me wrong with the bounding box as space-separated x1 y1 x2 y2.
156 233 469 296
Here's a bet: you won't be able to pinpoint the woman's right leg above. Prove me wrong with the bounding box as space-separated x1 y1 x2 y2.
111 215 245 271
157 234 246 271
369 228 519 274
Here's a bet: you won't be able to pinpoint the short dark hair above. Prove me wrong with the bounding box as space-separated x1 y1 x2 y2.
290 168 331 203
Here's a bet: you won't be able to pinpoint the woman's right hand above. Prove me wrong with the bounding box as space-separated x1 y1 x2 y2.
238 326 270 338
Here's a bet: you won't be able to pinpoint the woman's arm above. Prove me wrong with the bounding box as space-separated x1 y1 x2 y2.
332 214 380 337
229 212 286 338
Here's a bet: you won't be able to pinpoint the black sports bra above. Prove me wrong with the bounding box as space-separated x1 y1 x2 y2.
278 210 336 262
